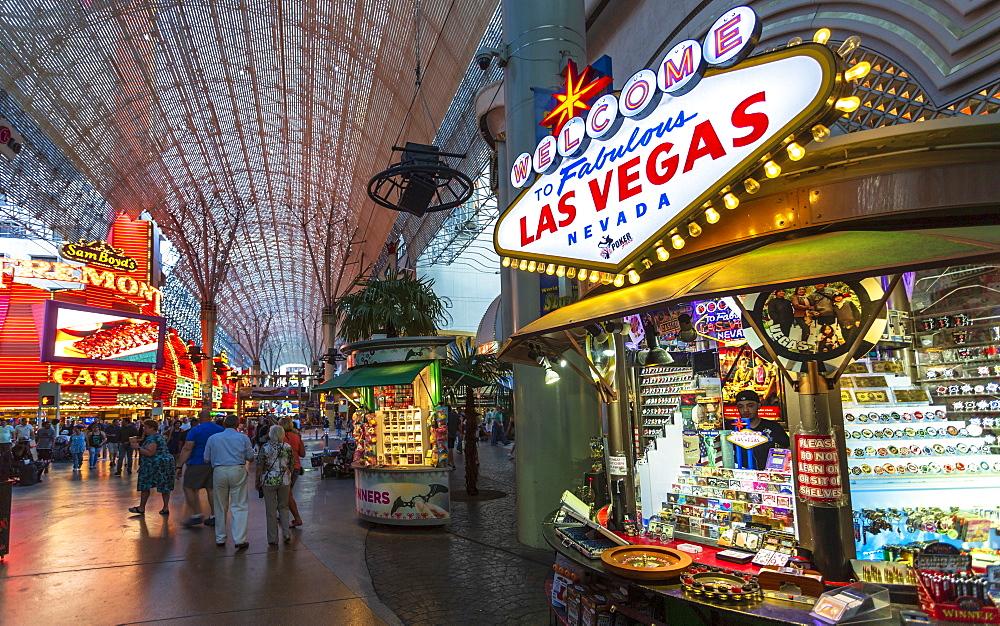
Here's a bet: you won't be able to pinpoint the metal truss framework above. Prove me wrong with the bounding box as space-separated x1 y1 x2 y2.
386 2 502 271
0 0 497 352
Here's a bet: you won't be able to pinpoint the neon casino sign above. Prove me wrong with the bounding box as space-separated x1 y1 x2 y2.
693 299 744 342
495 6 854 278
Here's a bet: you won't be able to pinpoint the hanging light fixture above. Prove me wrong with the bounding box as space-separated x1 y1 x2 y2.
544 358 561 384
786 142 806 161
844 61 871 81
837 35 862 58
835 96 861 112
811 124 831 142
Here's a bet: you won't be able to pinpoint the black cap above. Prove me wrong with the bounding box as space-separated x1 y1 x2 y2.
734 390 760 403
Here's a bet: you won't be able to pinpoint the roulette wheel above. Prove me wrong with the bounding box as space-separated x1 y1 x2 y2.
600 545 692 580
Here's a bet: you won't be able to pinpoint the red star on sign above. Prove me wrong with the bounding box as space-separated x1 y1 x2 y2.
540 60 613 135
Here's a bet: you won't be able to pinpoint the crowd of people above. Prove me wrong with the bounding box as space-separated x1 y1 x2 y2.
0 412 311 549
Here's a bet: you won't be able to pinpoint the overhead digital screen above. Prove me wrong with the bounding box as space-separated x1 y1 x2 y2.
40 300 165 369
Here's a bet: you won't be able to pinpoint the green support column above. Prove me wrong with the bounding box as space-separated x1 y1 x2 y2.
503 0 600 548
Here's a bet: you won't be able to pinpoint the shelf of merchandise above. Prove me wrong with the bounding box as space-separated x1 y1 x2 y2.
636 366 693 455
376 408 426 466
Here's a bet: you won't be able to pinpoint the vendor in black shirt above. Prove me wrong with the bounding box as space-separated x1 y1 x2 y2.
729 390 790 470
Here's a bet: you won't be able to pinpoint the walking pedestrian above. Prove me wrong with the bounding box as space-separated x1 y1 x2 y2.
254 424 294 545
166 420 186 463
86 423 106 470
128 419 174 515
104 419 122 466
35 421 55 473
203 414 255 549
176 411 223 528
488 406 508 446
116 418 139 475
69 426 86 471
279 417 306 527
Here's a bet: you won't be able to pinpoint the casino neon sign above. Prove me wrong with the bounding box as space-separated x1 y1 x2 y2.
496 6 865 281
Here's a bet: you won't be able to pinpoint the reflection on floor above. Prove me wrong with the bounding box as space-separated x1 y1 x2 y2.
1 437 550 625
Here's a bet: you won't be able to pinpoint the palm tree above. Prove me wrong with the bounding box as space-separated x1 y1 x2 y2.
443 341 512 495
334 267 451 342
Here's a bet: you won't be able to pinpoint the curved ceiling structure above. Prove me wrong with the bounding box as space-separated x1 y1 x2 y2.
0 0 497 359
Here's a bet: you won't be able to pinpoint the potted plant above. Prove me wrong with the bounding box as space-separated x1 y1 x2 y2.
443 341 512 495
334 267 451 342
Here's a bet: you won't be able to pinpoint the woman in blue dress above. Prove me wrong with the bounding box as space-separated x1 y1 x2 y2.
128 419 175 515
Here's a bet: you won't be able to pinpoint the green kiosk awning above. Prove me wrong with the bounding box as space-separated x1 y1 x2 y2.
312 360 431 392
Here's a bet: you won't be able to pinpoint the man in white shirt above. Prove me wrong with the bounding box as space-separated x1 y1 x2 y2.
0 419 15 455
14 418 35 459
204 414 255 549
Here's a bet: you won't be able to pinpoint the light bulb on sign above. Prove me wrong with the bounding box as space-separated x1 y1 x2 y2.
787 36 803 47
763 160 781 178
837 35 862 58
601 273 613 285
811 124 831 142
545 263 556 275
786 142 806 161
627 269 640 284
556 265 566 277
578 268 588 281
537 262 547 273
613 274 625 287
671 234 685 249
744 177 760 194
835 96 861 112
705 206 721 223
501 257 511 267
844 61 871 81
590 271 601 283
813 28 831 44
641 257 653 270
518 259 528 271
566 267 577 279
655 246 669 262
527 260 537 272
687 222 702 237
723 193 740 210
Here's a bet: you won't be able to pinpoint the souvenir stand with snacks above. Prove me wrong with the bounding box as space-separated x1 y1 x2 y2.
313 337 454 526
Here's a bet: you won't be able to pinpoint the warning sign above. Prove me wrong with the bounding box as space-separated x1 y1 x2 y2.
794 434 843 505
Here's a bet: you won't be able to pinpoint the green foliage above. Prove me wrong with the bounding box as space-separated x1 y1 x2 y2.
442 340 511 405
335 267 451 342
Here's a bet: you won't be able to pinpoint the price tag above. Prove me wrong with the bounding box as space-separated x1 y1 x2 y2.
914 553 972 574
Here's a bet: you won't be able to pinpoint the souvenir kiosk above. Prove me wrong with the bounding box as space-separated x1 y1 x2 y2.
315 337 454 526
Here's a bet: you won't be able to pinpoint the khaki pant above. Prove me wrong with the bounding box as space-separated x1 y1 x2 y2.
212 465 249 544
262 484 290 544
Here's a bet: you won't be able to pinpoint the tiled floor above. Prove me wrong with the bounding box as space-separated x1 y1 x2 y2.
0 438 551 625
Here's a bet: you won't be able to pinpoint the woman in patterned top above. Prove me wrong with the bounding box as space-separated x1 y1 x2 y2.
254 424 294 544
129 419 175 515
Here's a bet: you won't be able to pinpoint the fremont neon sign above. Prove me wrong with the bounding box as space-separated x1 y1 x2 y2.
495 7 845 275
